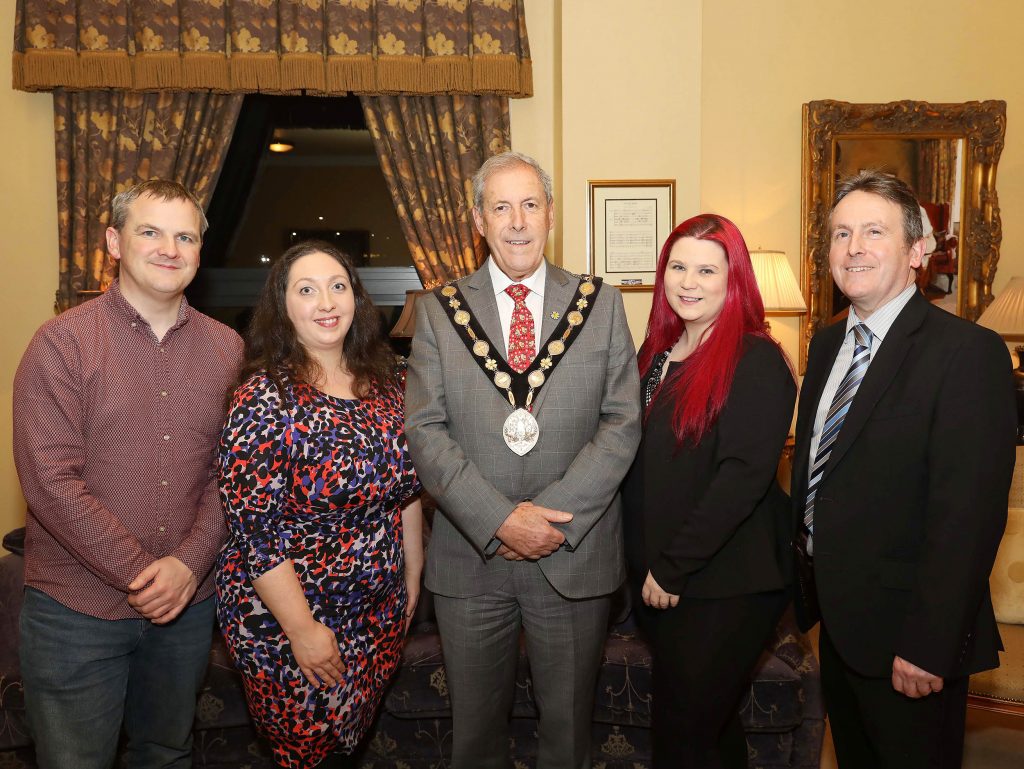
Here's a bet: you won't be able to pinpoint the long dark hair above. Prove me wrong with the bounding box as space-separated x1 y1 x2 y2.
236 240 396 399
638 214 787 445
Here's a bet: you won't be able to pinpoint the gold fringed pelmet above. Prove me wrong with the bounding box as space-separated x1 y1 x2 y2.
471 54 522 96
280 53 326 93
22 49 83 90
182 53 231 91
327 55 375 93
133 52 184 90
79 51 133 89
229 52 281 92
375 55 424 94
423 55 472 93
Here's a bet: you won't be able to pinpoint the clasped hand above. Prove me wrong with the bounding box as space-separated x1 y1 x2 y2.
495 502 572 560
892 655 944 698
642 571 679 610
127 556 197 624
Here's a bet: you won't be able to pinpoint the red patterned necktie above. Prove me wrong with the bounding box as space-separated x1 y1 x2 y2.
505 284 535 373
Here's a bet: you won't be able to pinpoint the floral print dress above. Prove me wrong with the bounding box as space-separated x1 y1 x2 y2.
216 372 420 768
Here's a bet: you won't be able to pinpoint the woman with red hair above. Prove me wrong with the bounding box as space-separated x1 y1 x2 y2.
623 214 796 768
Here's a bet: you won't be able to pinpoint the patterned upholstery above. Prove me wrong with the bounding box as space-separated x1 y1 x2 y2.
367 610 823 769
0 531 824 768
991 508 1024 624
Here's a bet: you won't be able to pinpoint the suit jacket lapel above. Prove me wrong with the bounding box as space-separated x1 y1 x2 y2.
822 291 928 479
793 322 845 499
463 265 506 360
539 264 574 345
533 264 576 413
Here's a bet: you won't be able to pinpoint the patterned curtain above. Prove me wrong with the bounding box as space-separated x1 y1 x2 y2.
12 0 532 97
916 139 958 204
362 94 509 286
54 90 243 310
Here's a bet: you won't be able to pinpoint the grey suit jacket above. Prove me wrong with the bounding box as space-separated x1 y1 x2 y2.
406 261 641 600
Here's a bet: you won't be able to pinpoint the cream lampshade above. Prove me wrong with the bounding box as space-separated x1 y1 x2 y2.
978 276 1024 444
749 249 807 315
978 276 1024 341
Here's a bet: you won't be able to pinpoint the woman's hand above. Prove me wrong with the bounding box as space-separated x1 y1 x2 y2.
642 570 680 610
401 497 425 635
250 560 343 687
404 567 421 634
287 619 344 687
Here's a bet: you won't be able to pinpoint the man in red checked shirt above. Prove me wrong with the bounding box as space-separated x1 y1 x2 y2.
13 180 242 768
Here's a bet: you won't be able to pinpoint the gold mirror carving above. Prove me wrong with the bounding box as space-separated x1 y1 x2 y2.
800 100 1006 367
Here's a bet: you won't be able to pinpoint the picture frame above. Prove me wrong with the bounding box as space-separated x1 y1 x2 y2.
587 179 675 291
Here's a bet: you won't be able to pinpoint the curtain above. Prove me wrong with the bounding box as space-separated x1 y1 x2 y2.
54 90 243 310
13 0 532 97
916 139 958 205
362 93 509 286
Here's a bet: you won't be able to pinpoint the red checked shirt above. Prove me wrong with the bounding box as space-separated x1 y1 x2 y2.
13 280 243 619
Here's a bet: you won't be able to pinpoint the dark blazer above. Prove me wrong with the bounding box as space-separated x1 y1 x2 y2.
624 335 797 599
791 291 1016 679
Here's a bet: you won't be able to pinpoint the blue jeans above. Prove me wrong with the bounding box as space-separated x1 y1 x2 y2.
20 587 215 769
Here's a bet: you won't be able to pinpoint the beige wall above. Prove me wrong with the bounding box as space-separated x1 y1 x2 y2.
4 0 1024 535
699 0 1024 361
512 0 703 346
508 0 1024 364
1 5 58 536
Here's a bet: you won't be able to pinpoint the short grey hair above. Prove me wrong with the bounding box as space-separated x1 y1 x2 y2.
472 151 553 209
110 179 209 237
830 170 923 247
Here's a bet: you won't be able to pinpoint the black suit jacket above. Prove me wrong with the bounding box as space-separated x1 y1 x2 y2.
792 291 1016 678
624 335 797 599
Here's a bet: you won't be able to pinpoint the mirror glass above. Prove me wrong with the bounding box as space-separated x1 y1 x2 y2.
832 137 964 317
800 100 1006 369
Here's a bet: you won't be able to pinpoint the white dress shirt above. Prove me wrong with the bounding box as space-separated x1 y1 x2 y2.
487 257 546 357
807 283 918 477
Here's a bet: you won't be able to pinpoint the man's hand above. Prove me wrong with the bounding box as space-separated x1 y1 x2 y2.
127 556 198 624
495 502 572 559
892 655 944 698
287 619 343 687
495 544 526 561
642 570 679 610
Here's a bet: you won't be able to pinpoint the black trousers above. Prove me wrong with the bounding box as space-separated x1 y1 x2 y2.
637 589 788 769
819 623 969 769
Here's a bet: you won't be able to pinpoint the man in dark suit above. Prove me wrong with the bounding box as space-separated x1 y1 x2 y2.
406 151 641 769
791 170 1016 768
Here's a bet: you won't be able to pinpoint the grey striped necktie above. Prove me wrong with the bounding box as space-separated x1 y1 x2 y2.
803 323 873 555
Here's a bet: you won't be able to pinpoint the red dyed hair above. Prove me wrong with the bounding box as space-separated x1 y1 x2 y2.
638 214 785 445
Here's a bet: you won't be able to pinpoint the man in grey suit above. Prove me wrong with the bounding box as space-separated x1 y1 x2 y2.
406 151 641 769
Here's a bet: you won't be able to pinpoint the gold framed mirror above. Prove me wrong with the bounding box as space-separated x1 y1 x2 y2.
800 99 1006 368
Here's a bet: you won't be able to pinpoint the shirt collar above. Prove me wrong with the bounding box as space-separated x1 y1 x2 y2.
104 278 192 331
846 283 917 343
487 257 547 299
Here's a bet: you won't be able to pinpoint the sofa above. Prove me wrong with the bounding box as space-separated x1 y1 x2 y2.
0 528 823 768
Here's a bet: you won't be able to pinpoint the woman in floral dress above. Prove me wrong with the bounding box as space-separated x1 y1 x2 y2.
216 241 423 769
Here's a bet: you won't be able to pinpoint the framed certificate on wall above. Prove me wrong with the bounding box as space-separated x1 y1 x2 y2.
587 179 675 290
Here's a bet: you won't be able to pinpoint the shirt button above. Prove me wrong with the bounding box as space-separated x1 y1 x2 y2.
160 390 168 397
162 434 170 441
131 322 137 328
160 480 168 486
159 526 166 532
